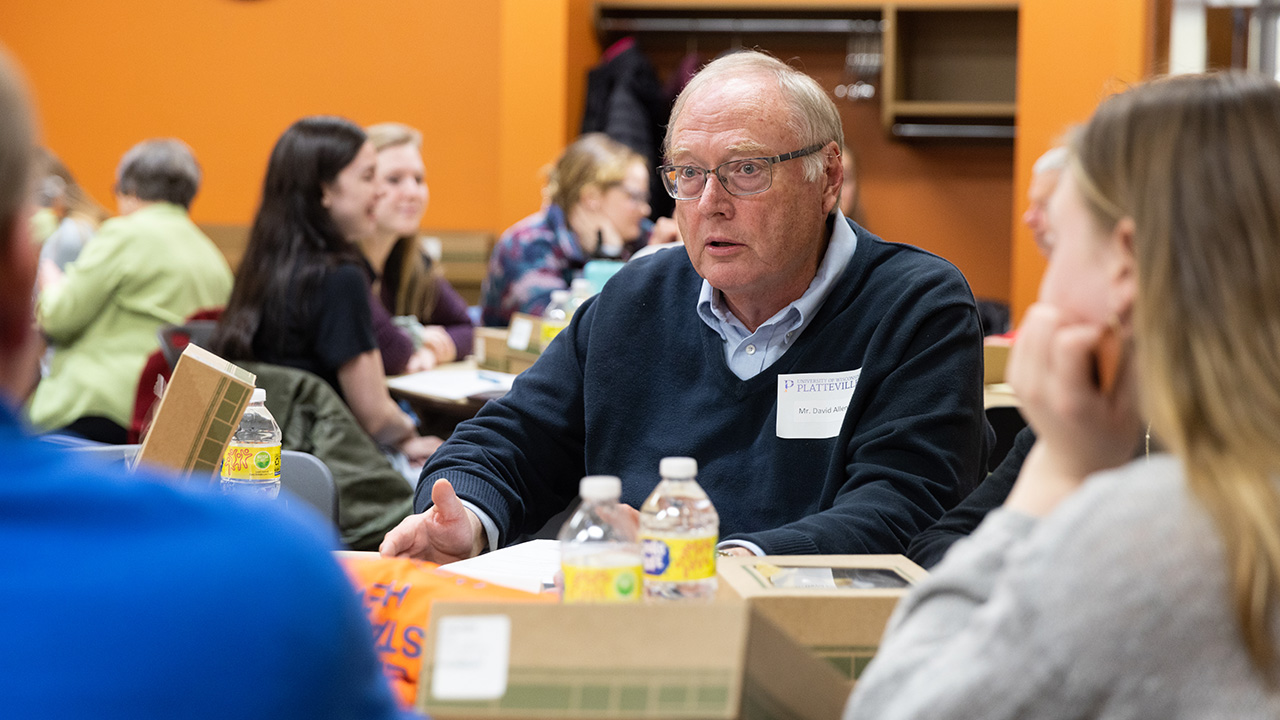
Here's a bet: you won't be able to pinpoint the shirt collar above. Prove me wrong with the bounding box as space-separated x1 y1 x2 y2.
697 209 858 337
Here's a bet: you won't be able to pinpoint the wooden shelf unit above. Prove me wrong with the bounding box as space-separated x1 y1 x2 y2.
595 0 1019 138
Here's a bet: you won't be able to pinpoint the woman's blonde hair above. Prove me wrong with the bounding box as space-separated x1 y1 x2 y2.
364 121 440 320
1072 71 1280 672
36 148 109 225
545 133 642 212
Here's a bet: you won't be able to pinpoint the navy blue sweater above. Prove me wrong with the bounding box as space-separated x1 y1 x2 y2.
418 222 988 555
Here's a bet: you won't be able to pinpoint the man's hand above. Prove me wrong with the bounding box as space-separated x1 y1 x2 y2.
379 479 486 562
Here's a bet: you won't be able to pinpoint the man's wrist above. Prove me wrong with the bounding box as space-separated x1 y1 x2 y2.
466 509 488 558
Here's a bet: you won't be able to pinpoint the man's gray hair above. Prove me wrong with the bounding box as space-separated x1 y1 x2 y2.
115 138 202 209
0 46 34 234
664 51 843 182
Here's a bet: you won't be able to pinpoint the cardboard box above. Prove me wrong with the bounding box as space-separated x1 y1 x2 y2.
506 312 542 353
474 327 510 373
505 349 540 375
716 555 927 681
135 343 256 478
983 339 1012 386
418 601 852 720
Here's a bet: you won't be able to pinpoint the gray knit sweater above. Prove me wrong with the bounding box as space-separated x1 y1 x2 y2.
846 454 1280 719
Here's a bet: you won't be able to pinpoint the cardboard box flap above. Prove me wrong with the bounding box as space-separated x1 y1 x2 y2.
742 610 851 720
718 555 926 682
135 343 255 477
419 601 851 720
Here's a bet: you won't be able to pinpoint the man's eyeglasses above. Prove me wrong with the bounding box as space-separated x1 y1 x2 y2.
659 143 825 200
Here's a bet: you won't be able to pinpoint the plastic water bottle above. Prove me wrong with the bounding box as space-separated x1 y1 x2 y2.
558 476 642 603
220 388 282 499
568 277 595 314
639 457 719 602
539 289 573 350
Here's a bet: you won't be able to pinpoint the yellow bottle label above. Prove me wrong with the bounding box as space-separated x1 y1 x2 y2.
221 444 281 481
562 562 642 603
539 319 568 350
640 534 717 582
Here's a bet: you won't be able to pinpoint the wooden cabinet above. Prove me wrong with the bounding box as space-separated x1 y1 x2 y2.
881 3 1018 138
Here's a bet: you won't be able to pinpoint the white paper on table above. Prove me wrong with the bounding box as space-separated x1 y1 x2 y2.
430 614 511 700
387 368 515 401
440 539 561 594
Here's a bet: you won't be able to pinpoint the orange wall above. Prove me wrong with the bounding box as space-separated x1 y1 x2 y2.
0 0 519 233
3 0 1159 311
1010 0 1153 322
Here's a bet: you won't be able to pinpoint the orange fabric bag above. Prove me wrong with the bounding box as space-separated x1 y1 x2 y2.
339 554 553 709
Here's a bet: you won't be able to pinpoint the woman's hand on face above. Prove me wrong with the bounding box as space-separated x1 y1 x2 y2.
567 203 624 257
1004 302 1143 516
649 217 682 247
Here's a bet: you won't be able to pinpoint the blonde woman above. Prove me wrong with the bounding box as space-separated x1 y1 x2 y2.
33 148 109 269
847 71 1280 717
480 132 652 326
362 123 473 372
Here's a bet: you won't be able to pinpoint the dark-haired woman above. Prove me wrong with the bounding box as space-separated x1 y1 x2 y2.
213 116 439 465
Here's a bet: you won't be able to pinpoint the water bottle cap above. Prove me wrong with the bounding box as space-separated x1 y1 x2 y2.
550 289 571 302
659 456 697 479
251 388 266 404
578 475 621 500
571 278 595 294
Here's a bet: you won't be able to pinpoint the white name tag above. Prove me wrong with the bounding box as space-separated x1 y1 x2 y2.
776 369 861 439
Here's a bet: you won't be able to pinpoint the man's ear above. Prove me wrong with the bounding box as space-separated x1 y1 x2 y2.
1109 216 1138 328
820 141 842 216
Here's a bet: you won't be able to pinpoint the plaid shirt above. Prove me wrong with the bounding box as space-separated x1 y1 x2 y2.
480 204 651 327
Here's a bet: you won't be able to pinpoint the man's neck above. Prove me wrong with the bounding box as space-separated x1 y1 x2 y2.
721 227 833 333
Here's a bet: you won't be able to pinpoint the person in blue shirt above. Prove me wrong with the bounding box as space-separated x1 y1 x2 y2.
0 46 414 720
381 51 988 562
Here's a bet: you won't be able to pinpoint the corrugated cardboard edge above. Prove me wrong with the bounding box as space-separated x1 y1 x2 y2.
135 343 255 477
420 601 854 720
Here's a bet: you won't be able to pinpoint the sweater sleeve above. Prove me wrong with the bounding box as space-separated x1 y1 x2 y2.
37 219 126 343
412 296 594 543
725 283 989 556
908 425 1037 568
426 276 475 358
369 290 413 376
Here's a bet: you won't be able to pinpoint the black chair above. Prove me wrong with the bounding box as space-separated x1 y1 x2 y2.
156 320 219 370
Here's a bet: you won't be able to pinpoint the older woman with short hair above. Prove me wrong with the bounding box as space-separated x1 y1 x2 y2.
30 138 232 443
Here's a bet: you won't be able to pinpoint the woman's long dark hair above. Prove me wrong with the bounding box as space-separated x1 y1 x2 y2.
212 116 368 361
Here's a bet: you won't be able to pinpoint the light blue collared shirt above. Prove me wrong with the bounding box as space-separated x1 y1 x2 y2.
696 210 858 381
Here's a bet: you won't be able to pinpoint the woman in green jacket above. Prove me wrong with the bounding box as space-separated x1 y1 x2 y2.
30 139 232 442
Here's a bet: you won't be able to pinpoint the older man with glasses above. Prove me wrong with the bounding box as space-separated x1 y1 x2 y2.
383 51 988 562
